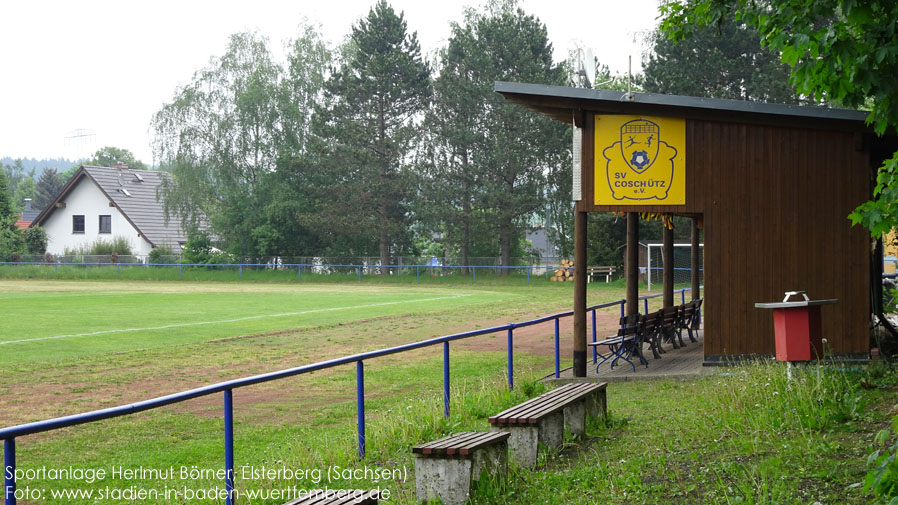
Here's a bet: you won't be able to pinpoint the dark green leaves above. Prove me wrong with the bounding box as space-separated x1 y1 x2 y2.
660 0 898 237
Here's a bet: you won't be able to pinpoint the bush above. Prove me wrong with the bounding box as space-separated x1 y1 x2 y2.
181 230 232 264
148 245 177 265
0 227 25 262
64 236 134 256
23 226 48 255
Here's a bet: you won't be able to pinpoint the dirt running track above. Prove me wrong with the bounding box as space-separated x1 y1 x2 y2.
456 309 623 359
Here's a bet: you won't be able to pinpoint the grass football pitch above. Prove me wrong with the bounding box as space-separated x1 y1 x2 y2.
0 280 535 364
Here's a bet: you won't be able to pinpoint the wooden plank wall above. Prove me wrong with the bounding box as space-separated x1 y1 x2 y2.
579 115 871 356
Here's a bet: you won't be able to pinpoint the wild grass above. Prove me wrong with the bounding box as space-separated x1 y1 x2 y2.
4 357 893 504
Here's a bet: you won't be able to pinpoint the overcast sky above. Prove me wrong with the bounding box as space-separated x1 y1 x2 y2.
0 0 661 165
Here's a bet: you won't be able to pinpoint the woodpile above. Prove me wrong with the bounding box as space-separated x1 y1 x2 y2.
551 259 574 282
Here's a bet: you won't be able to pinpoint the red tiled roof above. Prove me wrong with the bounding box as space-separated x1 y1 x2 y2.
14 218 31 230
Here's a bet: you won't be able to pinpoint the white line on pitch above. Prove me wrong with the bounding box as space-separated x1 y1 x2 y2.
0 294 471 346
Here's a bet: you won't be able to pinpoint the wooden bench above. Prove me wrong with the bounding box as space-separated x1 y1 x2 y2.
685 298 703 340
488 382 607 467
660 305 685 349
588 315 646 372
283 489 379 504
587 265 617 283
640 310 664 360
676 301 701 343
412 431 509 505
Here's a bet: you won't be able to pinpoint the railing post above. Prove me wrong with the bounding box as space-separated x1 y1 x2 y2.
357 267 361 283
619 302 625 328
472 266 476 283
527 267 531 284
238 264 242 279
117 263 120 275
4 438 15 505
644 297 649 315
681 289 686 304
298 265 301 281
443 342 450 418
357 360 365 459
417 266 420 283
223 390 234 505
554 318 560 378
591 309 597 364
507 327 514 390
178 264 182 278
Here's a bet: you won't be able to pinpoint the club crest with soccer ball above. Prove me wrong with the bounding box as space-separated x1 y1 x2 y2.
601 119 679 201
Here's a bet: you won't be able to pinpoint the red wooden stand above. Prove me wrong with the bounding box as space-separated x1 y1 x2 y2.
755 291 837 362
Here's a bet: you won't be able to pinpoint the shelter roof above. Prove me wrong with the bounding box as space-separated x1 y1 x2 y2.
494 81 870 131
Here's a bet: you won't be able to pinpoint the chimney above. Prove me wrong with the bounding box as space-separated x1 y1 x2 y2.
24 198 31 212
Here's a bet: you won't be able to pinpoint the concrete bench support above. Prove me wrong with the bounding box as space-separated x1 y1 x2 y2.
488 382 608 468
490 410 563 467
412 431 508 505
585 385 608 421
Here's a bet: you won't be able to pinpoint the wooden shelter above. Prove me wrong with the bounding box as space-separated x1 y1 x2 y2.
496 82 896 374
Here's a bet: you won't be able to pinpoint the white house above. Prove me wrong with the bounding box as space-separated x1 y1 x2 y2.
31 165 191 256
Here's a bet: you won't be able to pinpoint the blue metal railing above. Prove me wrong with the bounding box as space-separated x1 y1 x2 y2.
0 288 693 505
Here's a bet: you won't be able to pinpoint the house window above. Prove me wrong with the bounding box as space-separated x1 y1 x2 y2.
99 215 111 234
72 215 85 234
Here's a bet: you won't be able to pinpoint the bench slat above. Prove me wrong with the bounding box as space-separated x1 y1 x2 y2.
499 384 602 424
449 432 509 456
412 431 509 458
414 432 483 454
588 334 635 347
488 383 606 425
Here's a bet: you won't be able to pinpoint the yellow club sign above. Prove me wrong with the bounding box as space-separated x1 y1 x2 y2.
594 115 686 205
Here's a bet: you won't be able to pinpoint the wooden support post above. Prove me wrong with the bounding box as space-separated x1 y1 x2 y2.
626 212 639 316
692 217 700 300
663 223 674 308
573 211 587 377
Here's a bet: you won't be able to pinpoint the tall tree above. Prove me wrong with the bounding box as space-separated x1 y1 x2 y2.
154 31 294 256
459 1 569 269
248 22 333 258
0 169 24 261
279 22 332 158
313 1 431 270
32 168 65 211
417 18 486 270
2 159 33 202
643 19 802 103
11 176 35 212
658 1 898 236
153 26 330 258
0 169 15 226
86 146 148 170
